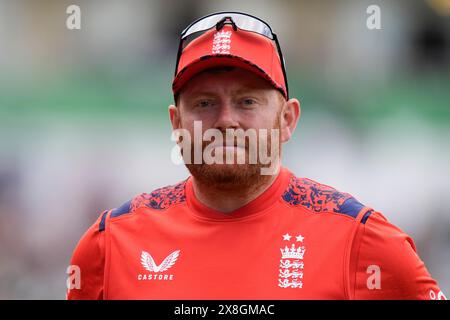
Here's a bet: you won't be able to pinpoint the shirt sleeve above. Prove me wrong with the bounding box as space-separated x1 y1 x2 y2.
66 211 108 300
349 210 446 300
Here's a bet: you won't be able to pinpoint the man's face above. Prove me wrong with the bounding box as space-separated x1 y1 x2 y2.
169 67 299 188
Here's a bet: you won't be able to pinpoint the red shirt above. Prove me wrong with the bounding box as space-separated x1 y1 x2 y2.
67 167 445 300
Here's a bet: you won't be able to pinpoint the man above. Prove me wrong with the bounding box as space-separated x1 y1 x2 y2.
68 12 445 300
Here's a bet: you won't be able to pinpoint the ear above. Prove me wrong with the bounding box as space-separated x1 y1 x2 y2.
168 104 181 130
280 98 300 143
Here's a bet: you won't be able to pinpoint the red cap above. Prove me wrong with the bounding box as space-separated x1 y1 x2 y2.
172 25 287 98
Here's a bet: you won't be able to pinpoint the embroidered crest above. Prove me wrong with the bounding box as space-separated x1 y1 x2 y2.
278 233 305 289
212 30 232 54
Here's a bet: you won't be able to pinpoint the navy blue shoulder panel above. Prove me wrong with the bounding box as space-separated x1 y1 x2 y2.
282 176 368 223
360 209 374 224
98 200 132 232
98 210 108 232
133 180 187 210
110 200 132 218
338 197 365 219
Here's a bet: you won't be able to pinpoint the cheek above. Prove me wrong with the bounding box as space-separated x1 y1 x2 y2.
179 113 212 135
253 114 279 129
180 110 218 129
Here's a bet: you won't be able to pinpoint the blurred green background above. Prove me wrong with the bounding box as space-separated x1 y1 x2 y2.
0 0 449 299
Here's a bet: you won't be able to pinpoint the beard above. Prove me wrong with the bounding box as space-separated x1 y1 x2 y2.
187 161 263 190
182 114 282 190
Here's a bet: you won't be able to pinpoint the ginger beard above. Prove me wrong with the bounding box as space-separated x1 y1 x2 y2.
181 110 282 191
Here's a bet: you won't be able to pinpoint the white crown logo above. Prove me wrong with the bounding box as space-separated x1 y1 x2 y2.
213 30 232 40
280 244 305 260
212 30 232 54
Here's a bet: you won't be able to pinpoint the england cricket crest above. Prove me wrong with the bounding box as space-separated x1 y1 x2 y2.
212 30 232 54
278 233 305 289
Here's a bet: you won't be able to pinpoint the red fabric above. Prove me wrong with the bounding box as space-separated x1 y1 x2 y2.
349 211 445 299
67 212 106 300
173 25 287 98
67 168 445 300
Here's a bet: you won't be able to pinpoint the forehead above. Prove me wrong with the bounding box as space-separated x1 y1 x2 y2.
179 67 275 98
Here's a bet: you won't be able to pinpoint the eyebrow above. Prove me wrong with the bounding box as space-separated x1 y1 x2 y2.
186 86 267 98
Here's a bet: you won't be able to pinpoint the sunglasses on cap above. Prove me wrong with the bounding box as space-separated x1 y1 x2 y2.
173 11 289 99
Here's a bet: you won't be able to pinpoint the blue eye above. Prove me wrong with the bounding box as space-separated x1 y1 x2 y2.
197 100 213 108
242 98 256 106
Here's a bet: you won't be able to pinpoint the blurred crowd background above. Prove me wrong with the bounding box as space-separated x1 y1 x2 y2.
0 0 449 299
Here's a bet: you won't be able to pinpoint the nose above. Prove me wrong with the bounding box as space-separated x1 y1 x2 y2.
212 101 239 131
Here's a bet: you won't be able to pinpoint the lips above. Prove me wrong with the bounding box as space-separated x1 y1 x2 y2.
209 143 245 148
207 143 247 152
205 138 248 150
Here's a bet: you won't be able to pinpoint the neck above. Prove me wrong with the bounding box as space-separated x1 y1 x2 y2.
191 165 281 213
